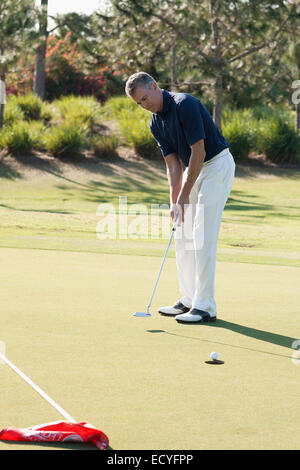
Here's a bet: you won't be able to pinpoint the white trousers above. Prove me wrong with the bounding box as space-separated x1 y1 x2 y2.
174 148 235 316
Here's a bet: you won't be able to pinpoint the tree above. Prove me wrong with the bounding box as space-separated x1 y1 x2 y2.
92 0 300 131
53 12 106 70
293 42 300 132
0 0 37 126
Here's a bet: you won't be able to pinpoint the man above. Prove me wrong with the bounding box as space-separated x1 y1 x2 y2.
125 72 235 324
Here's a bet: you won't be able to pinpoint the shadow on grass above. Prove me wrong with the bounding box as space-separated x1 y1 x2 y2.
54 154 169 205
227 193 300 216
0 160 23 180
2 152 299 214
5 152 168 204
147 319 298 360
226 190 274 213
210 320 296 349
14 154 98 190
234 158 300 179
0 152 169 210
1 150 300 181
85 178 169 206
0 203 72 215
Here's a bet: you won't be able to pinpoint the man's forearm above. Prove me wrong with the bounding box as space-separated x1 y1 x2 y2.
167 163 182 204
176 141 206 222
180 146 205 197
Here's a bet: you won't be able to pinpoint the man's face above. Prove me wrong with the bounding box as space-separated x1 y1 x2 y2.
131 82 163 113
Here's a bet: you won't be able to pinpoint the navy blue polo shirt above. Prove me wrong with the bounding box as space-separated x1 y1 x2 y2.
150 90 229 166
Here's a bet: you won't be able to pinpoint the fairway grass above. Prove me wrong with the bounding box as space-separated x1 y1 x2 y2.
0 248 299 450
0 154 300 267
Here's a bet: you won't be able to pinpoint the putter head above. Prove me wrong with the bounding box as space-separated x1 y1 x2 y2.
133 311 152 317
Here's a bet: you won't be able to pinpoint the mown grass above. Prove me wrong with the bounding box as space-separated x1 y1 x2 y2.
0 93 299 267
0 154 299 267
1 247 299 450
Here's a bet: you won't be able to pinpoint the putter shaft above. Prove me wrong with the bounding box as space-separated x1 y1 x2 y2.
146 226 176 312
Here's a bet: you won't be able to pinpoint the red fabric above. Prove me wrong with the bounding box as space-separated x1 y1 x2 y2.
0 421 109 450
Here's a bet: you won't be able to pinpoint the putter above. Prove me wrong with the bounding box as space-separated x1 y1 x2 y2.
134 215 180 317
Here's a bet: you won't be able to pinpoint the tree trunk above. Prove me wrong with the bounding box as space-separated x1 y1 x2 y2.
214 69 223 132
34 42 47 99
0 72 5 129
210 0 223 132
297 62 300 134
171 40 176 90
34 0 48 100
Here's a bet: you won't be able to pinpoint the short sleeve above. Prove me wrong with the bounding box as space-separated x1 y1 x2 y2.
177 98 206 146
150 122 175 157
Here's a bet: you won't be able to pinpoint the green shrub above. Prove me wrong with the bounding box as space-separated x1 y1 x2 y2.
26 121 47 151
53 95 101 131
221 107 299 163
44 123 86 158
248 105 275 121
40 102 54 123
0 122 36 155
249 105 290 122
3 100 24 125
91 135 119 158
255 116 300 163
11 93 43 120
101 97 160 158
3 93 297 164
100 96 137 119
222 110 254 159
119 113 159 158
0 128 7 150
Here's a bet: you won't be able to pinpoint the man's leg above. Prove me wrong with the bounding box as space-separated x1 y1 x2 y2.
173 169 200 309
158 169 198 315
176 152 235 321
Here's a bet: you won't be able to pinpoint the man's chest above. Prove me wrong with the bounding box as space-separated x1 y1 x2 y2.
160 112 184 147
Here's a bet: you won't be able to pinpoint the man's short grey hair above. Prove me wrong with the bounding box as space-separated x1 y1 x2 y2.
125 72 156 97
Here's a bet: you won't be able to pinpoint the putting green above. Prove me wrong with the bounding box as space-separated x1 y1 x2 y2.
0 247 299 450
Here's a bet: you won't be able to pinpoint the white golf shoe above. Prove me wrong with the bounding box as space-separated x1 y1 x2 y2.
175 309 217 323
158 301 190 316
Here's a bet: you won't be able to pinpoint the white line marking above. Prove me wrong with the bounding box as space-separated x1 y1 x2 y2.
0 352 76 423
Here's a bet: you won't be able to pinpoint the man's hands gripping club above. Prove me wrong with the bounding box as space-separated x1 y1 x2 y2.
166 139 206 225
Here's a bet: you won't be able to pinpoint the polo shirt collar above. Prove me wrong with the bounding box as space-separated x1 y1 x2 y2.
158 89 172 116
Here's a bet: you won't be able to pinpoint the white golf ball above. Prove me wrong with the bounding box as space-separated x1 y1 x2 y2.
210 351 218 361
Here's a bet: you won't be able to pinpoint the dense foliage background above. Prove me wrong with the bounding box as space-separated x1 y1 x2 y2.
0 0 299 162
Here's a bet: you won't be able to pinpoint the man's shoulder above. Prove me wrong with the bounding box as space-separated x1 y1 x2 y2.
170 91 200 108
